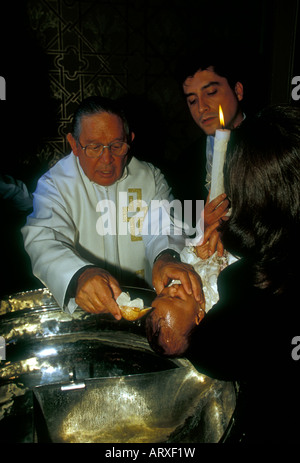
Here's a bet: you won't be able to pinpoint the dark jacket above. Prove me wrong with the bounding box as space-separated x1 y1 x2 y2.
168 135 208 234
186 258 300 443
170 135 208 204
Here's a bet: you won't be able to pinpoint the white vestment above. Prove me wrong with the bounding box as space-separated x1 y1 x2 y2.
22 153 185 313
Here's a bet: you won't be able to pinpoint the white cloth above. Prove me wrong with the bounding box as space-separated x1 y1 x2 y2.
180 246 238 312
22 153 186 313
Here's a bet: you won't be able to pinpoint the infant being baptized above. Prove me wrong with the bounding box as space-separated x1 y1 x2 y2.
146 283 205 357
146 246 237 357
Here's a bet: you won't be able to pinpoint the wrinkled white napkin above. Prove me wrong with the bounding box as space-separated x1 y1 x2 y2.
116 292 144 309
180 247 237 312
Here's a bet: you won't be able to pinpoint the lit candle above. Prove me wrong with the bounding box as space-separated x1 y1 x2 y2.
210 105 231 200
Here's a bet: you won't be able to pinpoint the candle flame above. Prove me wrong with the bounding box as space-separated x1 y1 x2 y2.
219 105 225 128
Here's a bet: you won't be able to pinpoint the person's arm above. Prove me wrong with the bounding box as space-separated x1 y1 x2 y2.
185 261 254 381
195 193 229 259
152 250 204 303
73 267 122 319
65 266 122 319
22 174 122 316
142 164 186 266
142 164 204 303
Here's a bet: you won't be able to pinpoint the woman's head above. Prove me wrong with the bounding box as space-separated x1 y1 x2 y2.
221 105 300 293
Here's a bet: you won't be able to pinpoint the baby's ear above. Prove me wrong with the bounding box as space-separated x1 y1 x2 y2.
195 308 205 325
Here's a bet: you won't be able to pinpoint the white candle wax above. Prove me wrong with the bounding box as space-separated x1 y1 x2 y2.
210 128 230 200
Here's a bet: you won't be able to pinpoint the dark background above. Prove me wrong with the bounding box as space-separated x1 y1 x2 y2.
0 0 299 296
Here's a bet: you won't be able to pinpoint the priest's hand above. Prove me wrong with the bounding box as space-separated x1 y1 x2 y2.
152 252 205 311
75 267 122 319
195 193 229 259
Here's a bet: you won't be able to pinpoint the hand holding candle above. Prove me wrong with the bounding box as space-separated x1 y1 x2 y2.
210 105 231 200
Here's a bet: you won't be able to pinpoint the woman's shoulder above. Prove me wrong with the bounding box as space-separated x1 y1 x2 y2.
217 257 297 320
218 258 254 295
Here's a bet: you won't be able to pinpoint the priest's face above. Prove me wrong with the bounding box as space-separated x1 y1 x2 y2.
68 112 132 186
183 66 244 136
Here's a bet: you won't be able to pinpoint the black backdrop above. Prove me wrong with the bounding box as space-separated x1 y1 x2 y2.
0 0 299 296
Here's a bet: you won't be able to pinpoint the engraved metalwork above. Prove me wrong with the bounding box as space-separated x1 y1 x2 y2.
0 287 237 443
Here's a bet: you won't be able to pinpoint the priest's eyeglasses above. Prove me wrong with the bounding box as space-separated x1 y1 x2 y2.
78 140 130 158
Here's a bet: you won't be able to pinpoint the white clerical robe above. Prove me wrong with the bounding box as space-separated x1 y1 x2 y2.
22 153 185 313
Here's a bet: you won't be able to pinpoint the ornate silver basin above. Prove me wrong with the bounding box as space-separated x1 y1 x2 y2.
0 287 237 443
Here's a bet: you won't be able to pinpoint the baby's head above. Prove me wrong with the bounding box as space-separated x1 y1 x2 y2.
146 284 205 357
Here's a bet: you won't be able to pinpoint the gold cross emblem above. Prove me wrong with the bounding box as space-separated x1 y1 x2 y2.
122 189 148 241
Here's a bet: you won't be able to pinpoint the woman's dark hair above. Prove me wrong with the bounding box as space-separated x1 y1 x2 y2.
71 95 131 143
220 105 300 294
